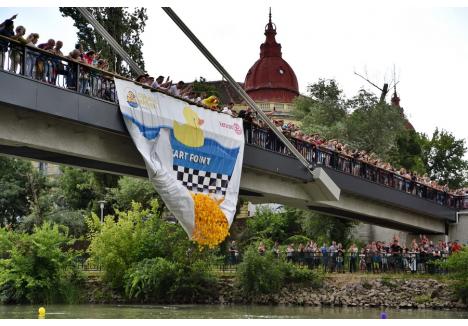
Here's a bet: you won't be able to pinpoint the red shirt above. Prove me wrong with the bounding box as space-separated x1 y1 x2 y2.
451 243 462 253
83 54 94 65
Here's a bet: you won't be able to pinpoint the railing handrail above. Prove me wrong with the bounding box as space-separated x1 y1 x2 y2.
1 35 467 209
247 123 467 209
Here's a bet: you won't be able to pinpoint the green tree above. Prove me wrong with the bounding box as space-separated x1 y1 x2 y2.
294 80 408 161
300 211 356 247
58 167 99 210
389 130 426 175
23 168 52 227
441 247 468 303
243 207 301 243
293 79 348 139
0 157 35 227
191 78 220 98
421 128 468 189
106 176 158 212
59 7 148 78
0 222 84 304
343 90 407 161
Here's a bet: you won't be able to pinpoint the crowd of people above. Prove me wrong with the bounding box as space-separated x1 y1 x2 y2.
130 69 467 202
228 235 465 274
0 14 112 95
1 14 467 204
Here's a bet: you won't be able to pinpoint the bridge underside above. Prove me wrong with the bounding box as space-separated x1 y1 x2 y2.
0 71 455 235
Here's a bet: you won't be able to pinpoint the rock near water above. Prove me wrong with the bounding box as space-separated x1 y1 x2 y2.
214 277 467 310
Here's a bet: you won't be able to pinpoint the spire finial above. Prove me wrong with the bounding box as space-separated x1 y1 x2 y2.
269 7 272 24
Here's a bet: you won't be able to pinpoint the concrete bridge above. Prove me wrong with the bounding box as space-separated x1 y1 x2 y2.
0 68 466 241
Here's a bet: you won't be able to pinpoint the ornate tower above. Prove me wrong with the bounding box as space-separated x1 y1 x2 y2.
244 9 299 117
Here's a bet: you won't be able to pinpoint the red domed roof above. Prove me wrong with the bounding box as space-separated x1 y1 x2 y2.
244 10 299 103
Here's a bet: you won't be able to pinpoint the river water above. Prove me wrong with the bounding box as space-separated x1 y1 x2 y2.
1 304 467 319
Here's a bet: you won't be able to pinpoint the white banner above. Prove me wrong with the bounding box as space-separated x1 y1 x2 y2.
115 78 244 246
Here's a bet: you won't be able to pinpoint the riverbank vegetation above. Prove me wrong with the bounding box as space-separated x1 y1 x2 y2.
0 222 84 304
0 156 467 305
236 244 323 296
442 247 468 303
0 78 467 305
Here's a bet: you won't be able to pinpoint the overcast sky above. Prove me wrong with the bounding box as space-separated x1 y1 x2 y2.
1 3 467 147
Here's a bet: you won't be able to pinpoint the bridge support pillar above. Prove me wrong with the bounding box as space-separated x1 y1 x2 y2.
448 211 468 245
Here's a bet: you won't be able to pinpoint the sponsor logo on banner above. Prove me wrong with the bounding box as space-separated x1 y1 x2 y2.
125 87 158 110
219 121 242 135
126 90 139 108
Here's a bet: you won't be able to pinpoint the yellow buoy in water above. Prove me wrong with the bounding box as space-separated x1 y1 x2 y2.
38 307 46 317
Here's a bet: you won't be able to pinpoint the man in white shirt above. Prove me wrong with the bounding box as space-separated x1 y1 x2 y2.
168 81 185 97
151 75 171 90
221 102 235 116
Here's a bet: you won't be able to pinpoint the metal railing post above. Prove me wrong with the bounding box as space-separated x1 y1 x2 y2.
75 62 80 93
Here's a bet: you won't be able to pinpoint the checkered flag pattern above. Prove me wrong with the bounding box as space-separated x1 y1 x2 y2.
174 165 231 196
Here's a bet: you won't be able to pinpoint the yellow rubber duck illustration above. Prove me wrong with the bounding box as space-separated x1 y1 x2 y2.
173 107 205 147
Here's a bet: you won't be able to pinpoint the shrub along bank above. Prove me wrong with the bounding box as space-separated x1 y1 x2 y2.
1 198 468 308
0 223 84 304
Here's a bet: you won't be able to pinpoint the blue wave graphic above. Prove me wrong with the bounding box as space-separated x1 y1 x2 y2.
123 113 240 175
122 112 163 140
170 130 239 176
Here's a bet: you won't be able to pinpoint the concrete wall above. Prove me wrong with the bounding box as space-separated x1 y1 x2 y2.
354 215 468 246
449 211 468 245
353 223 409 246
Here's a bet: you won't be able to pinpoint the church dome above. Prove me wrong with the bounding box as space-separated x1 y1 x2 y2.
244 10 299 103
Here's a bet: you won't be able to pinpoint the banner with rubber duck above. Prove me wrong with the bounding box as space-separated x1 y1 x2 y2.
114 78 244 247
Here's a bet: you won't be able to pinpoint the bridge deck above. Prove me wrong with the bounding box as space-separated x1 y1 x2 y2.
0 67 463 232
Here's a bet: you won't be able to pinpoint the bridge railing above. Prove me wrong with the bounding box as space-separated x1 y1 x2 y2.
246 123 468 210
0 35 116 103
1 35 466 210
223 251 449 274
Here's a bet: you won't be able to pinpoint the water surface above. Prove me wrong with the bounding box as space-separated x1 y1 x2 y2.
1 304 467 319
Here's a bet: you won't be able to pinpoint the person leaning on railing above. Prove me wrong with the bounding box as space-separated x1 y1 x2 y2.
36 38 55 82
50 40 64 85
65 49 82 90
9 25 27 74
24 33 39 77
0 14 16 68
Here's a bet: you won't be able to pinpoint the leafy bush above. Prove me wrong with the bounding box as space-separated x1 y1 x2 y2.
124 257 177 300
87 200 216 293
236 246 283 295
87 197 223 304
236 244 323 295
441 247 468 303
281 262 324 288
124 258 216 303
166 260 217 303
0 222 84 304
